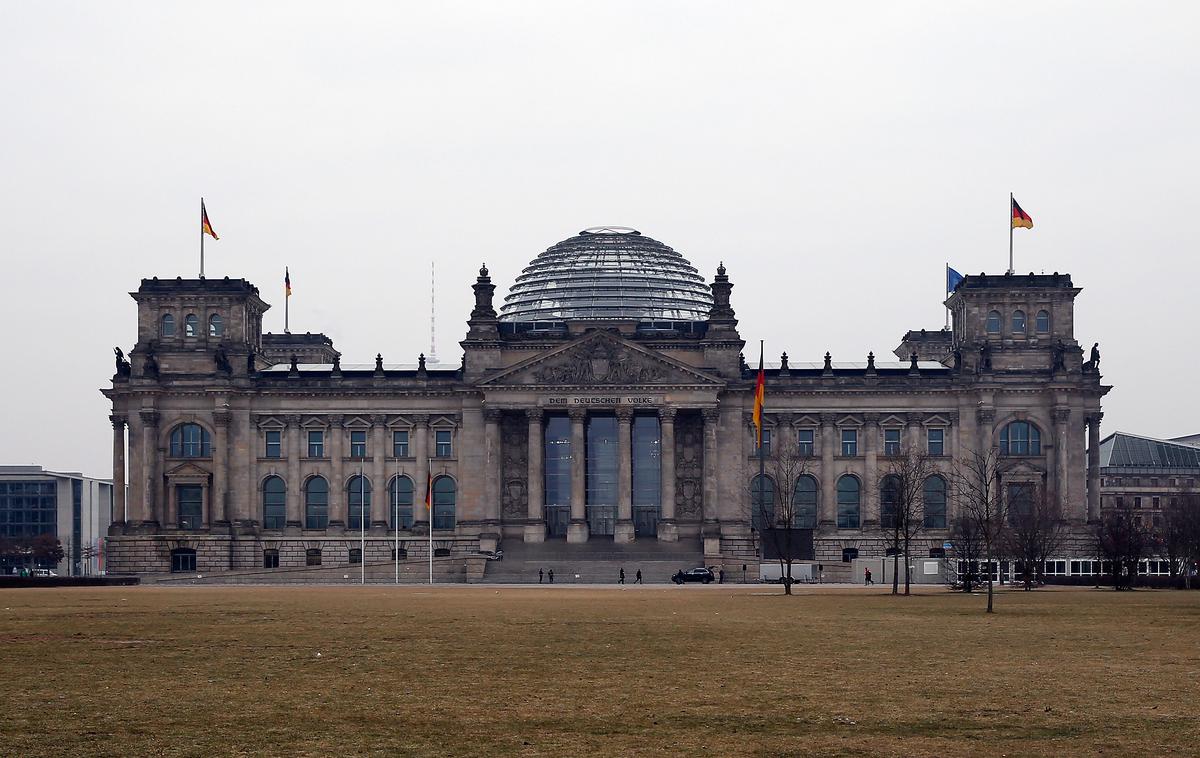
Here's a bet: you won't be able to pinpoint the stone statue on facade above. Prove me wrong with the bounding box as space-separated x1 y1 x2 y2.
114 347 131 378
143 344 159 378
214 345 232 375
1051 340 1066 374
1090 342 1101 367
979 342 992 372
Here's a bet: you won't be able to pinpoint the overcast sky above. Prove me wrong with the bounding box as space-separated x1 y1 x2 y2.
2 2 1198 478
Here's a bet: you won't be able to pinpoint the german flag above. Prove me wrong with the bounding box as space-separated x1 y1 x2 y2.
1011 197 1034 229
285 267 292 297
425 466 433 512
201 199 219 239
752 342 765 446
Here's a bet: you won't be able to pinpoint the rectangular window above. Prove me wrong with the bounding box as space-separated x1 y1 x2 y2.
435 430 452 458
307 431 324 458
265 430 281 459
306 549 322 566
927 428 944 457
1152 496 1160 508
262 549 279 568
1133 496 1141 509
797 429 814 457
756 429 771 456
884 429 901 456
350 430 367 458
349 548 362 565
392 430 410 458
841 429 857 457
177 484 203 530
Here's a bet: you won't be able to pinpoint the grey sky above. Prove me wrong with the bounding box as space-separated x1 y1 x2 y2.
2 2 1197 478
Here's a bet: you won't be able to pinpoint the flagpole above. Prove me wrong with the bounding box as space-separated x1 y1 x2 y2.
394 459 400 585
1008 192 1014 275
285 268 290 334
428 457 434 585
360 464 365 586
757 340 765 535
199 198 205 278
944 262 950 329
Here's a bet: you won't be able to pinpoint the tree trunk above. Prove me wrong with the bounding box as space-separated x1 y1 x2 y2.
986 576 994 613
903 538 911 596
783 561 792 596
891 550 899 595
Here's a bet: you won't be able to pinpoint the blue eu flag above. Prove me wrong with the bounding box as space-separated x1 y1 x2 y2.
946 266 964 294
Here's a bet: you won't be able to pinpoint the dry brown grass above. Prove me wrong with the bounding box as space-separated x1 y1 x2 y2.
1 583 1197 757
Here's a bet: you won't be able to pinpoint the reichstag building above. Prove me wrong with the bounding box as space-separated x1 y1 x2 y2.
103 226 1109 577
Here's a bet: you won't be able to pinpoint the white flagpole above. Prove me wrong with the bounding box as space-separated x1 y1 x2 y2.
359 464 365 586
428 457 434 585
944 262 950 329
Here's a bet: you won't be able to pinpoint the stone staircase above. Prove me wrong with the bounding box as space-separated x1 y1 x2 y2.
483 537 707 584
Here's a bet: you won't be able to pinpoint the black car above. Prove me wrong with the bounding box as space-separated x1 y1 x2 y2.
672 567 715 585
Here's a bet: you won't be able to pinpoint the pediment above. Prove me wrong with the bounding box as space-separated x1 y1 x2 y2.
479 330 724 388
165 461 211 478
999 459 1047 477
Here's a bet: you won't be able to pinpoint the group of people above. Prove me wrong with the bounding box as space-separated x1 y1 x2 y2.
535 567 646 584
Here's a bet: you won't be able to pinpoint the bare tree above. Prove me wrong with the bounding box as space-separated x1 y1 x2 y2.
951 448 1008 613
1005 482 1068 590
947 515 985 593
880 449 936 596
1155 491 1200 589
752 434 815 595
1093 504 1150 591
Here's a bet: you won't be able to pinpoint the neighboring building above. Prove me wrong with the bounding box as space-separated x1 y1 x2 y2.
102 227 1109 577
0 465 114 575
1098 431 1200 529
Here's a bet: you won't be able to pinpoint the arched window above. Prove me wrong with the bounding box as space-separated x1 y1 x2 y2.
347 475 372 530
836 475 860 529
262 476 286 529
184 313 199 337
1000 421 1042 456
1035 309 1050 333
880 474 900 529
161 313 176 337
792 475 817 529
1012 310 1026 334
169 423 211 457
305 476 328 529
432 476 456 530
389 475 414 530
750 475 776 531
923 475 947 529
170 548 196 572
209 313 223 337
986 310 1001 334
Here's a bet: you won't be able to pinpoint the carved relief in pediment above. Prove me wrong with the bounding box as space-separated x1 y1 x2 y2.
531 340 666 385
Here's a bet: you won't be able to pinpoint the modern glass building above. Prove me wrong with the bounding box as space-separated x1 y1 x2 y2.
0 466 114 575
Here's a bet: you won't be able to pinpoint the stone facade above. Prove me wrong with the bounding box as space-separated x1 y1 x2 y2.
103 253 1110 577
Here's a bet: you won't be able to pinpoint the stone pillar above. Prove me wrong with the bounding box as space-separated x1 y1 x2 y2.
819 413 836 527
657 408 678 542
1087 412 1102 523
524 409 545 543
701 408 720 526
412 415 430 531
614 408 635 544
139 409 160 527
371 414 388 530
567 409 589 543
1051 407 1069 516
286 415 302 530
212 409 231 526
862 413 879 528
329 414 346 529
110 414 127 525
976 408 995 457
483 408 503 528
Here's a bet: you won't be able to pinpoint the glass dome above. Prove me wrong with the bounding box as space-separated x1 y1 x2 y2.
498 227 714 322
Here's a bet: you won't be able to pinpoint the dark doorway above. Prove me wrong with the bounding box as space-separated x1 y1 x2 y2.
545 506 570 538
633 507 659 537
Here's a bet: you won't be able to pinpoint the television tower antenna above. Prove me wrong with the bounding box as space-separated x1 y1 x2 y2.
429 260 438 365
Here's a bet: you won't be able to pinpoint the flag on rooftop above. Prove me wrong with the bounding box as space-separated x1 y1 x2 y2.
947 266 964 293
1011 197 1033 229
201 199 219 240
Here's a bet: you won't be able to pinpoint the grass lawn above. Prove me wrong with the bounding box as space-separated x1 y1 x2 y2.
1 583 1197 757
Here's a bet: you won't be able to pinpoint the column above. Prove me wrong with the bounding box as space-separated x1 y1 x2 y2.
483 408 503 528
1087 412 1102 523
139 409 160 527
212 409 231 526
567 409 589 543
524 409 545 543
1050 407 1067 516
412 415 430 531
819 413 836 527
286 415 302 530
110 414 127 526
976 408 995 457
371 414 388 530
657 408 678 542
862 413 879 528
701 409 720 526
614 409 635 543
328 414 345 529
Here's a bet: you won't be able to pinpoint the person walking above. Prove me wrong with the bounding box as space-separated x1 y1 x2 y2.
634 569 642 584
864 567 873 586
548 568 554 584
538 568 544 584
718 568 725 584
618 568 625 585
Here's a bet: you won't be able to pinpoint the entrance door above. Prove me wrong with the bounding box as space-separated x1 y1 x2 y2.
633 507 659 537
545 506 570 538
587 506 615 536
177 485 203 530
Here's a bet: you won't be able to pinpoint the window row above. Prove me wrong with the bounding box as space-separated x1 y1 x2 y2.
749 474 949 531
167 423 453 459
265 474 457 531
756 427 947 457
171 545 448 572
1103 476 1196 488
985 308 1051 335
161 312 224 338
